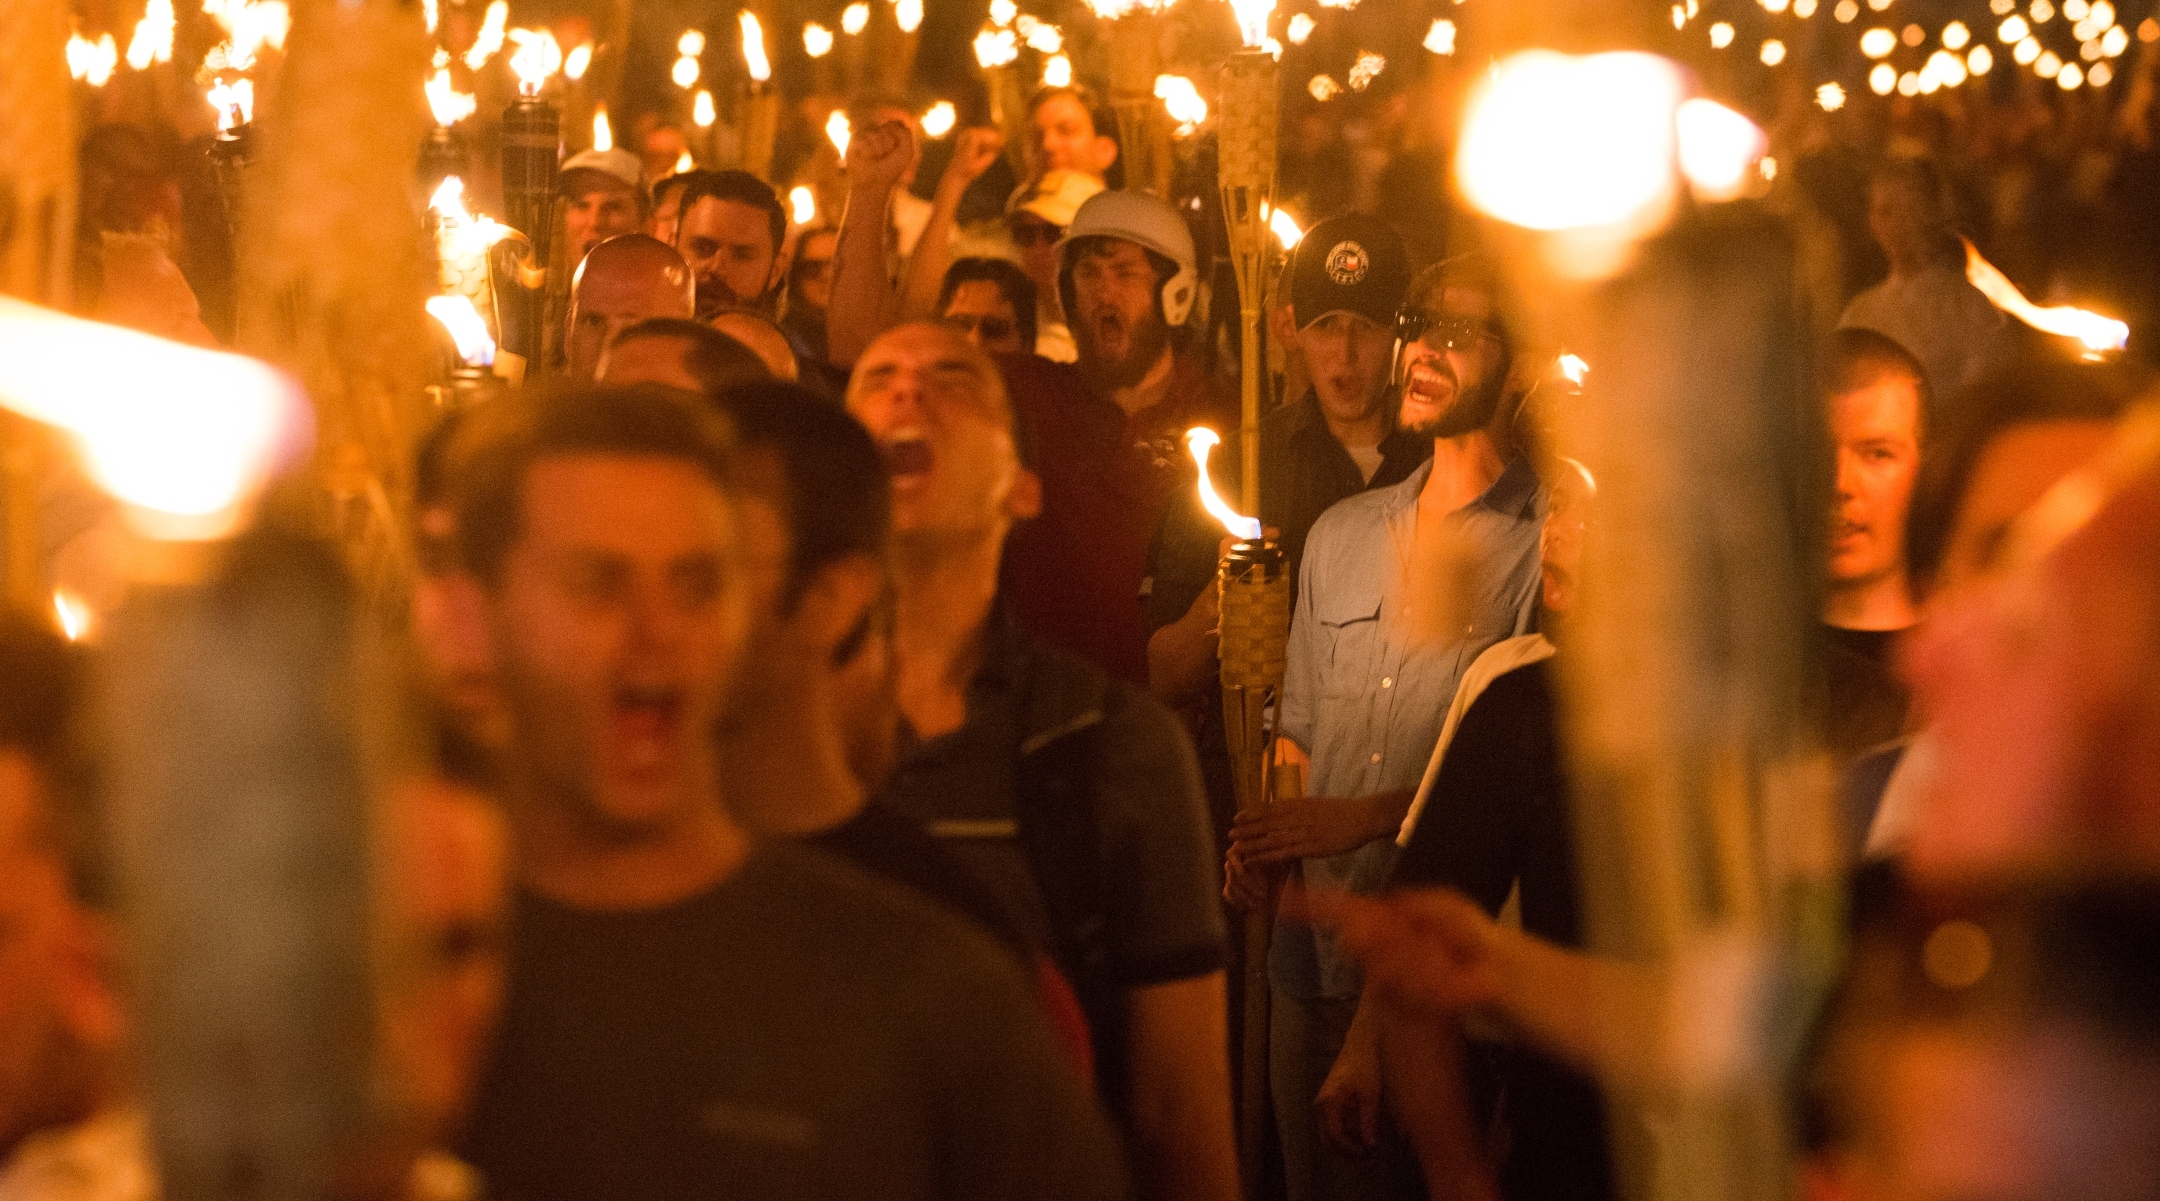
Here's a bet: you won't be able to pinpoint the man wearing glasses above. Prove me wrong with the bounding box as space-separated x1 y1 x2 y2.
1003 169 1102 363
1227 257 1545 1201
937 257 1037 356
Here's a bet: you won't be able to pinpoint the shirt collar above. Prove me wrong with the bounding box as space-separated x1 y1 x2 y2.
1380 449 1541 521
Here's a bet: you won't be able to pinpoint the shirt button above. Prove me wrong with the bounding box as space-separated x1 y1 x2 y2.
1381 677 1392 688
1370 752 1382 763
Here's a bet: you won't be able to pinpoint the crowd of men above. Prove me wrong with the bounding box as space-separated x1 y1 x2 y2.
9 73 2160 1201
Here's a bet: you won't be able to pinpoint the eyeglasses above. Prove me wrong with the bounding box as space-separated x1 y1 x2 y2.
947 312 1017 342
1394 306 1496 353
1009 220 1063 247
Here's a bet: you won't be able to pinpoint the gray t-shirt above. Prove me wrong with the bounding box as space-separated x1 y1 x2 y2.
464 842 1126 1201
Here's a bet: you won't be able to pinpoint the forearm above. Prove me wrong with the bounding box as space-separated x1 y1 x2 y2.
1487 928 1667 1084
1377 1006 1498 1201
825 185 901 367
1146 606 1218 710
1126 974 1241 1201
898 181 967 320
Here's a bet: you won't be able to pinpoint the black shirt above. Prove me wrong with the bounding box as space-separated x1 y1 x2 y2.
463 843 1125 1201
1817 623 1912 769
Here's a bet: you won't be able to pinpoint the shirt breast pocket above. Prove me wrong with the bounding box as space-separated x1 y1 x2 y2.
1314 594 1383 697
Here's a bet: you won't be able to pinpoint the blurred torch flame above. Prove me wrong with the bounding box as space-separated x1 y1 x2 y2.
740 11 772 82
842 4 870 36
691 91 714 128
0 298 311 540
593 107 614 149
426 67 477 127
127 0 174 70
1673 98 1766 202
1187 428 1263 541
430 177 516 260
1264 202 1303 248
675 149 695 173
507 28 562 96
1964 239 2129 357
975 27 1019 67
69 31 119 86
827 109 852 159
1155 74 1208 135
805 23 834 56
426 295 497 367
464 0 508 69
922 100 957 137
1229 0 1276 48
563 41 592 80
790 185 817 225
52 591 92 642
896 0 924 34
207 78 254 130
1559 353 1589 384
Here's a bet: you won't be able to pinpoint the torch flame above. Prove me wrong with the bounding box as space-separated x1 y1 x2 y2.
1264 203 1303 248
1155 74 1208 135
922 100 957 138
1228 0 1275 47
507 28 563 97
426 295 497 367
430 177 517 259
1043 53 1072 86
69 31 120 86
1964 239 2129 356
1558 353 1589 384
991 0 1018 24
827 109 852 159
1085 0 1172 18
207 78 254 130
52 591 92 642
740 11 772 82
1186 428 1263 541
675 148 696 173
0 297 312 539
1457 50 1683 234
593 108 614 150
127 0 175 70
896 0 924 34
789 185 817 226
426 67 477 127
842 3 870 35
691 91 714 128
464 0 508 69
975 27 1019 67
423 0 438 35
805 23 834 55
201 0 289 69
563 41 592 79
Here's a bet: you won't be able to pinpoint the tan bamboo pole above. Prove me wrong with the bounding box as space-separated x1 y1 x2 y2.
1106 14 1173 198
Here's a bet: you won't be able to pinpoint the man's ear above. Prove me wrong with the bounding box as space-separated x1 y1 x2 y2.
798 554 887 657
1090 135 1120 176
1006 466 1044 522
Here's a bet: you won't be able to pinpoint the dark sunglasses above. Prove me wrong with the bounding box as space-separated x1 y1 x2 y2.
947 312 1017 342
1009 221 1064 247
1394 306 1496 353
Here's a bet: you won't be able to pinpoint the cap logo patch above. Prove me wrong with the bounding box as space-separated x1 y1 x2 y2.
1325 240 1369 286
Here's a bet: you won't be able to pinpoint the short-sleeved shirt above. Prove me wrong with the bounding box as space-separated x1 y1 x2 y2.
999 351 1236 685
464 842 1126 1201
1273 454 1543 1000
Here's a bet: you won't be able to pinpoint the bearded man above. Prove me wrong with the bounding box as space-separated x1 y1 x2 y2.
1226 257 1544 1201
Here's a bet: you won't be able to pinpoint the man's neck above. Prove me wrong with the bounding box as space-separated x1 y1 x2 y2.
1824 572 1917 631
510 767 751 911
1320 393 1390 451
891 531 1003 740
1101 345 1176 418
717 676 866 837
1419 425 1510 515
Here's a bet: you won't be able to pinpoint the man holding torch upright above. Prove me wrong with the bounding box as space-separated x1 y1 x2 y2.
1229 258 1544 1201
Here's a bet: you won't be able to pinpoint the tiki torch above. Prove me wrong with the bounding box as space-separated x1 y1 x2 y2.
419 63 477 196
1218 0 1278 515
974 24 1025 170
499 30 562 368
205 79 256 247
1090 0 1175 198
739 11 781 182
1188 427 1288 1193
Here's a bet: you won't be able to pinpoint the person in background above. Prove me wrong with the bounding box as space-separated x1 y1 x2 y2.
1002 170 1103 363
844 323 1237 1201
1838 159 2008 405
645 173 691 247
710 310 801 384
632 119 689 186
562 234 695 381
558 148 647 267
1024 85 1120 185
781 227 839 363
1817 329 1930 778
599 318 769 394
671 170 790 322
445 383 1123 1201
998 189 1232 685
937 258 1036 356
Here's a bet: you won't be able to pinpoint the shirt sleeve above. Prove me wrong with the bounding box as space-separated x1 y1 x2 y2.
1093 683 1231 984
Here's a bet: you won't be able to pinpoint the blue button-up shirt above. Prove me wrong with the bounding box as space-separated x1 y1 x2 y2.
1271 453 1543 999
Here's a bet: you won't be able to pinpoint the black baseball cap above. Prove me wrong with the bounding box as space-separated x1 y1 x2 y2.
1288 213 1410 331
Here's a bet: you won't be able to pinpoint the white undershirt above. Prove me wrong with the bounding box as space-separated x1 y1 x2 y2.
1345 442 1384 483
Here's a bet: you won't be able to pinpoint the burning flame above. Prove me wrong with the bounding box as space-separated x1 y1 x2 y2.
1155 75 1208 135
1084 0 1172 17
127 0 175 70
1456 51 1683 234
1043 53 1072 85
1424 18 1457 54
426 295 497 367
675 149 696 173
1264 203 1302 248
563 41 592 79
1019 15 1063 51
827 109 852 159
896 0 925 34
991 0 1018 24
68 31 120 86
842 3 870 35
207 78 254 130
593 108 614 150
922 100 957 137
426 67 477 127
1348 50 1385 90
1309 74 1341 101
0 297 311 540
507 28 562 96
1228 0 1275 48
805 23 834 56
1965 239 2129 356
1674 97 1765 202
200 0 288 72
423 0 437 35
1288 13 1315 43
790 185 817 225
1558 353 1589 384
672 56 700 88
976 27 1019 67
464 1 508 69
1185 429 1263 541
692 91 715 128
431 177 517 261
740 11 772 82
679 29 706 55
52 591 92 643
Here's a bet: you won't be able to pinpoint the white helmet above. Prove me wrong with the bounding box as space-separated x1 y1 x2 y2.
1057 190 1199 327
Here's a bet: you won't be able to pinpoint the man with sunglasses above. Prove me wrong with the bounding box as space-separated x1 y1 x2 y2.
1003 169 1102 363
1227 256 1545 1201
937 257 1037 356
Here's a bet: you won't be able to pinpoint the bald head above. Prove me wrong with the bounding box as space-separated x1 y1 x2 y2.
567 234 696 380
710 311 799 383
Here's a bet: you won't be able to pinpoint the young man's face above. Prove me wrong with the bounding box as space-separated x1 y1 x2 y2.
1007 213 1063 289
1827 376 1923 592
676 196 780 319
846 324 1030 545
1070 239 1170 387
1029 94 1115 180
563 174 643 264
485 454 746 838
1294 311 1394 431
943 280 1025 355
1397 285 1505 440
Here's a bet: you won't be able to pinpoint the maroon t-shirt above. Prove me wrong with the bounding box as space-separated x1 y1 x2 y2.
997 351 1234 686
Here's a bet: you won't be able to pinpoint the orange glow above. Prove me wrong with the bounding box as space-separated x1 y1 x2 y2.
740 11 772 82
1965 239 2128 355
